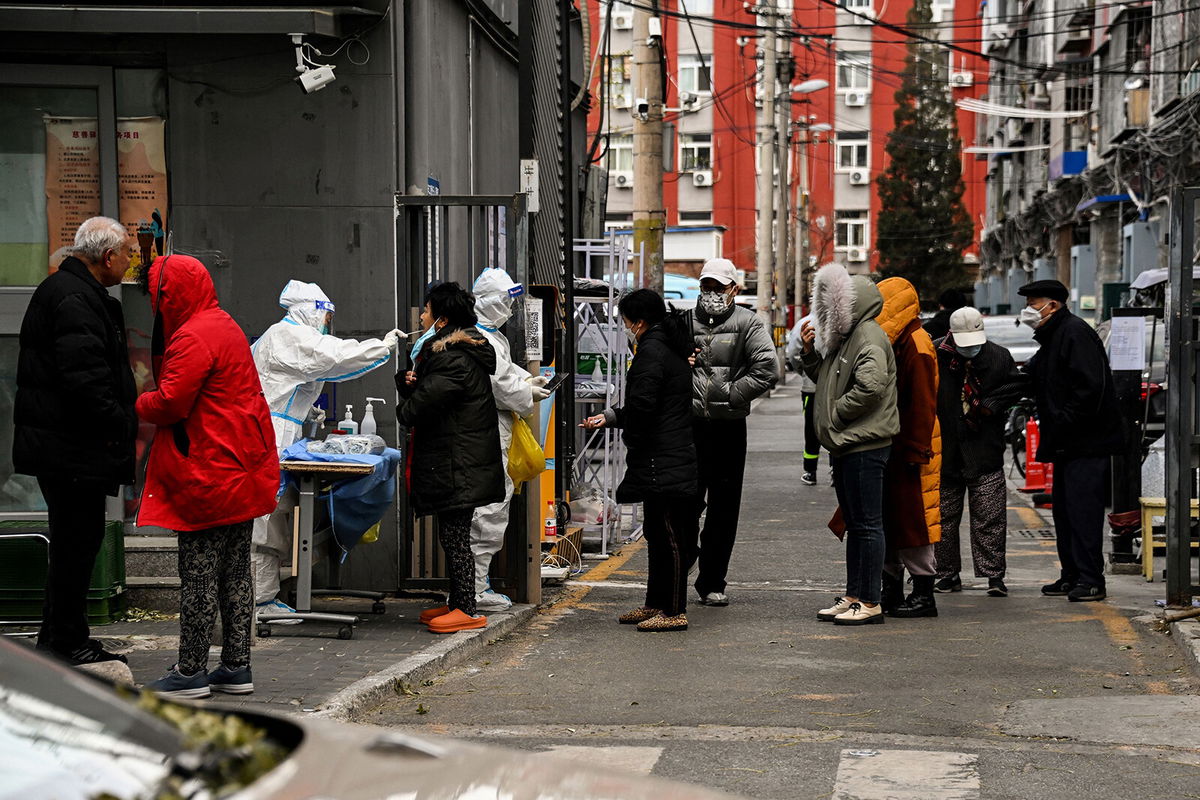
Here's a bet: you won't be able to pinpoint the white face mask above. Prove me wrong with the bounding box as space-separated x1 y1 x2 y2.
1019 303 1050 329
699 290 732 315
624 325 640 346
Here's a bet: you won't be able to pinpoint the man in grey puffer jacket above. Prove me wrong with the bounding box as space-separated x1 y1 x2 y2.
686 258 779 606
799 263 899 626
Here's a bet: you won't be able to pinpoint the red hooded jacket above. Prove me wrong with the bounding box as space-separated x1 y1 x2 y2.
136 255 279 531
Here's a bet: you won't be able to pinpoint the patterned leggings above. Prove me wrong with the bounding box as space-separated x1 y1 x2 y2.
935 470 1007 579
437 509 477 616
177 521 254 676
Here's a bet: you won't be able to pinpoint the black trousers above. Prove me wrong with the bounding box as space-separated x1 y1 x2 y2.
436 508 477 616
802 392 821 475
1051 455 1109 589
692 417 748 596
643 495 699 616
37 477 109 653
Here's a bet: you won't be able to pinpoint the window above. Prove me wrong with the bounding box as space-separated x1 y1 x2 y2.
836 140 869 170
605 134 633 173
606 54 632 106
680 0 713 14
678 54 712 95
835 210 869 248
679 210 712 222
836 52 871 90
679 133 712 172
841 0 871 7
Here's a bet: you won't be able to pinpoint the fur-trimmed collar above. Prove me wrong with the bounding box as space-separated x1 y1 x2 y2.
431 327 487 353
811 263 855 356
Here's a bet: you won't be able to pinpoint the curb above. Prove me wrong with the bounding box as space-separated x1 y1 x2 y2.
312 603 538 721
1171 618 1200 678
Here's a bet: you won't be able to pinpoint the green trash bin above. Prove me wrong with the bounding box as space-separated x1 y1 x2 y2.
0 520 126 624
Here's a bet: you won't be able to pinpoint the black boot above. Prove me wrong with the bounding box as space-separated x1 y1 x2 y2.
880 570 905 614
890 575 938 618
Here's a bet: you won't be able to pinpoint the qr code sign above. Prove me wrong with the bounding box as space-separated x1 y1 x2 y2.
525 297 543 361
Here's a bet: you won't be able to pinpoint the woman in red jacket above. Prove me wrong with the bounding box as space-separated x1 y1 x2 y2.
136 255 279 699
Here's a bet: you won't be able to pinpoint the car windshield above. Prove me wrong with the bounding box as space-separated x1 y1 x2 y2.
984 316 1035 348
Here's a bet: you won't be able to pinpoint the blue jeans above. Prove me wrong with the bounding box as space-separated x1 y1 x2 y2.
831 445 890 604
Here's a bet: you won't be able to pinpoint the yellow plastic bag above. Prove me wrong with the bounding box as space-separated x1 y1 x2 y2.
507 413 546 489
361 522 381 544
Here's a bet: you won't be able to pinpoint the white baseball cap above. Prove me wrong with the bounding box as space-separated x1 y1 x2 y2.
949 306 987 347
699 258 739 287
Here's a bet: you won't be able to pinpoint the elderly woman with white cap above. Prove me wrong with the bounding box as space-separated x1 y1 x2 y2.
932 307 1026 597
686 258 778 607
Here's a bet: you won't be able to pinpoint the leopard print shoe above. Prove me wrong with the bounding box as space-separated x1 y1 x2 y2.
636 613 688 632
618 607 663 625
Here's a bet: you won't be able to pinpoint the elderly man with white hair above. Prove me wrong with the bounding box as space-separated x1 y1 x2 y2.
13 216 138 666
685 258 778 607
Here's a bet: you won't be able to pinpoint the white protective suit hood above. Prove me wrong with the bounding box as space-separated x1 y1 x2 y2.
279 280 335 331
473 268 524 331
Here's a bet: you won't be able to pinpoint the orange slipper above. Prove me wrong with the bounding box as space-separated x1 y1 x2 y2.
426 608 487 634
418 605 450 624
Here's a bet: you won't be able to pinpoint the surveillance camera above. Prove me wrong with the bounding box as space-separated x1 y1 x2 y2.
296 64 336 94
634 97 650 119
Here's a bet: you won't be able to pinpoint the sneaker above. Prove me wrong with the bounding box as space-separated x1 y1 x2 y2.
475 589 513 612
207 663 254 695
619 606 663 625
1067 584 1106 602
636 613 688 632
801 472 817 486
1041 578 1074 597
833 602 885 626
418 605 450 624
146 665 211 700
817 596 854 621
255 599 302 625
61 643 128 666
426 608 487 634
699 592 729 607
987 578 1009 597
888 592 938 618
933 575 962 593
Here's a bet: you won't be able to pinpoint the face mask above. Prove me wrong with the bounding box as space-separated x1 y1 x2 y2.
1019 303 1049 329
699 290 732 315
954 344 983 359
624 325 640 346
409 325 438 361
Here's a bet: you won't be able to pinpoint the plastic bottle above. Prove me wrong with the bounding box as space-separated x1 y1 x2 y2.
339 404 359 435
544 501 557 539
361 397 387 436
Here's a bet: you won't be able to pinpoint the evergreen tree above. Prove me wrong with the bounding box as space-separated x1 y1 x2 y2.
875 0 974 302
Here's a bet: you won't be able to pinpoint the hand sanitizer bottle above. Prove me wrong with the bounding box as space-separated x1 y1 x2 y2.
361 397 387 435
340 404 359 435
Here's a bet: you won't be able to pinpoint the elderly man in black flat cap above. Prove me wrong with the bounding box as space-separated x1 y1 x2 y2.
1018 279 1123 602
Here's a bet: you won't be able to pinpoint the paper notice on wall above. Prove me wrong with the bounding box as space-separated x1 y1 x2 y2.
1108 315 1146 372
525 296 544 362
44 116 167 276
44 117 101 268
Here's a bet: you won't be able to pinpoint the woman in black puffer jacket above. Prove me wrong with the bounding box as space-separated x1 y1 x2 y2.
396 282 504 634
582 289 699 632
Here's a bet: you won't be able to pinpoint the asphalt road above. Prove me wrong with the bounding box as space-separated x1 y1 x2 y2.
362 386 1200 799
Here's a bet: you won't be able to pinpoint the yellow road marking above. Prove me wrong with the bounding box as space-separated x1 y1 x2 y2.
1008 505 1046 529
1089 602 1172 695
543 538 646 615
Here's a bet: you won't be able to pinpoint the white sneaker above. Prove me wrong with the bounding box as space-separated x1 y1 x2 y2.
817 596 853 621
475 589 513 611
833 602 885 626
255 599 302 625
699 592 729 606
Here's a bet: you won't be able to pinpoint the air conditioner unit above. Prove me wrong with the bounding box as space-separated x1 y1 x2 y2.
844 91 868 107
846 247 867 262
612 171 633 188
612 11 633 30
848 169 870 185
612 92 632 109
950 71 973 88
692 170 713 187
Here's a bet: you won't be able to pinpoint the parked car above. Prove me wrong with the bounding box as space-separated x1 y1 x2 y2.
0 639 742 800
983 314 1039 366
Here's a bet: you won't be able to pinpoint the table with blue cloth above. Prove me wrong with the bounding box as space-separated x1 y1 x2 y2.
261 443 402 640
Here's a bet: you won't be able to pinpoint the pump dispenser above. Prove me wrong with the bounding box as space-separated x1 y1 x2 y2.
339 404 359 435
361 397 387 436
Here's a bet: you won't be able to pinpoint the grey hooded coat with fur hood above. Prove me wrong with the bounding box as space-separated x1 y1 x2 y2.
798 264 899 456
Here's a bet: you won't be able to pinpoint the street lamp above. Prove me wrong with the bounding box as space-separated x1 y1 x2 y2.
790 79 829 95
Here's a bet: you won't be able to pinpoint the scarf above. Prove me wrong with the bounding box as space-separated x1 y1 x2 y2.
937 336 986 431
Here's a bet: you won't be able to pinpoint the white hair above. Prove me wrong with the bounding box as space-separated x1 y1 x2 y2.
73 217 128 261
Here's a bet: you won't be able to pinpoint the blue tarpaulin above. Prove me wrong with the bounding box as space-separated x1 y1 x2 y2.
280 442 402 561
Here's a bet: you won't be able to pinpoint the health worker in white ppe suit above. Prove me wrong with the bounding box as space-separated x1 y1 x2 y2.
251 280 404 620
470 269 550 611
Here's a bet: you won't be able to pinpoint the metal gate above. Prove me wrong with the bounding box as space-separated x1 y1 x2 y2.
394 194 532 597
1165 187 1200 606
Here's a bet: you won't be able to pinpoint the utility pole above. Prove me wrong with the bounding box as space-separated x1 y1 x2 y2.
794 125 809 318
632 6 664 293
773 27 791 330
754 2 779 328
